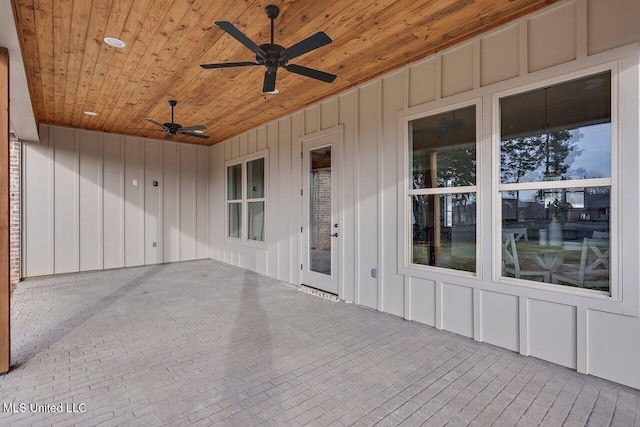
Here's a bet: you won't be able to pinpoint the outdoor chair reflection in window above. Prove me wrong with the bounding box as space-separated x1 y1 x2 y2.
503 228 528 241
502 232 550 282
551 238 609 290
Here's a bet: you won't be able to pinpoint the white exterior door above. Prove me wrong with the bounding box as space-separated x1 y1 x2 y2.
301 133 339 295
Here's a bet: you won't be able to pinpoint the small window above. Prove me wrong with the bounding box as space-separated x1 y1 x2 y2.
498 71 612 293
226 156 266 242
409 104 478 274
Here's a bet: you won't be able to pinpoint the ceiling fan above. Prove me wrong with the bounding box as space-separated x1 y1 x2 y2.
200 5 337 93
141 100 209 140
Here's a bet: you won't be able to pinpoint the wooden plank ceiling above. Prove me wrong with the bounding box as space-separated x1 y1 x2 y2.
12 0 559 146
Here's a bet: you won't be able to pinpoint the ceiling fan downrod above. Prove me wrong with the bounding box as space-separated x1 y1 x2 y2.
168 100 177 124
265 5 279 44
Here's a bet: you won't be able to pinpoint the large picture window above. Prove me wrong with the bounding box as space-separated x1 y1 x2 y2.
409 104 478 274
498 71 612 293
226 156 266 242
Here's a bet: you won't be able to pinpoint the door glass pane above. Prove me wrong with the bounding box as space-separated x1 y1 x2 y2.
410 105 476 189
227 164 242 200
228 203 241 238
500 71 611 184
248 201 264 242
412 193 477 273
247 158 264 199
309 147 331 275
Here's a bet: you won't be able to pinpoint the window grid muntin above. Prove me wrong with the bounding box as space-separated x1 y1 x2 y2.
495 66 616 297
407 101 480 275
225 153 267 243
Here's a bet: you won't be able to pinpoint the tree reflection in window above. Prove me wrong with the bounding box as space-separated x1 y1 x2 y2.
409 105 477 273
498 71 612 292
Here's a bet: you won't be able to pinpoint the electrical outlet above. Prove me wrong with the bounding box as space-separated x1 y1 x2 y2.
152 242 157 247
153 181 158 187
133 179 138 186
371 268 377 278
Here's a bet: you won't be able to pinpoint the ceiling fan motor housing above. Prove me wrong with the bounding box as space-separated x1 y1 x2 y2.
257 44 288 67
164 123 182 134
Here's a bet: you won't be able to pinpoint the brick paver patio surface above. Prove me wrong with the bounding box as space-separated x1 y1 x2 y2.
0 260 638 426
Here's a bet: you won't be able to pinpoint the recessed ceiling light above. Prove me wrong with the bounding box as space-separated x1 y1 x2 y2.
104 37 126 48
193 130 204 134
84 111 98 116
267 89 279 94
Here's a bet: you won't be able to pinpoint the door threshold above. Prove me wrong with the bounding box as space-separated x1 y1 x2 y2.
298 284 339 302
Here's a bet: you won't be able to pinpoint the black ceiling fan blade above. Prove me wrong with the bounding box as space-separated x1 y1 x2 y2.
164 133 174 140
128 127 166 131
200 61 260 69
178 131 210 140
215 21 267 60
179 124 206 132
145 118 169 130
263 67 277 92
283 32 332 60
284 64 336 83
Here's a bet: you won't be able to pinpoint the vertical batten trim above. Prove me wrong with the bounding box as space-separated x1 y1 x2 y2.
576 0 588 59
142 139 147 264
99 134 104 270
435 281 443 329
518 20 528 76
119 136 125 267
140 140 145 264
518 296 529 356
195 146 200 259
74 130 80 271
354 89 361 305
435 55 442 100
289 120 295 282
159 143 164 263
377 80 384 312
191 145 199 259
473 288 482 341
338 119 345 300
402 68 409 110
20 140 26 277
576 306 589 373
404 276 411 320
473 39 481 89
177 144 181 262
271 122 279 279
50 127 55 273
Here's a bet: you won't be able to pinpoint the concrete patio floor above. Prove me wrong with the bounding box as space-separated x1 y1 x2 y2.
0 260 638 426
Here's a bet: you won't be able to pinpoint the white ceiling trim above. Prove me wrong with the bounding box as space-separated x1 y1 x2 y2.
0 1 38 142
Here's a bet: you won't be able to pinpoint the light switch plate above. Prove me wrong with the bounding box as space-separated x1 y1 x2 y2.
133 179 138 186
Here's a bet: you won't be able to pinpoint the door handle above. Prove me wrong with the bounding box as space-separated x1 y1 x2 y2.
331 233 338 237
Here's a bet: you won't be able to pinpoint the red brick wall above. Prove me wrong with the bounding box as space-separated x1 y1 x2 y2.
313 170 331 251
9 139 20 292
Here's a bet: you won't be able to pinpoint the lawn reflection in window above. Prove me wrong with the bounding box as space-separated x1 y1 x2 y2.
412 193 476 273
409 105 477 273
499 71 611 293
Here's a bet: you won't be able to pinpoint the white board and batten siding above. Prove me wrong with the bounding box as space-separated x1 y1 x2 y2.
23 126 211 277
208 0 640 389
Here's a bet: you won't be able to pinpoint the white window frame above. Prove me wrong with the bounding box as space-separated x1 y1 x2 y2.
492 62 619 300
401 98 482 279
225 151 268 246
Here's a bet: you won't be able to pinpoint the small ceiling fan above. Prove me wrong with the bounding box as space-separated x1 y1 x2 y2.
200 5 337 93
143 100 209 140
